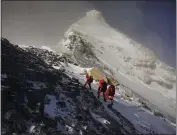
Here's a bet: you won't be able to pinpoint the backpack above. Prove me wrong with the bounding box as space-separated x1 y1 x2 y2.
90 76 93 83
102 81 107 92
108 85 115 96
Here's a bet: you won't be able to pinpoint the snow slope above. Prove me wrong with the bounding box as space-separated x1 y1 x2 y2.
51 63 176 134
57 10 176 122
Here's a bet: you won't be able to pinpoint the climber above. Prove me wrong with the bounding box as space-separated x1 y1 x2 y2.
97 77 108 101
83 73 93 90
104 82 116 105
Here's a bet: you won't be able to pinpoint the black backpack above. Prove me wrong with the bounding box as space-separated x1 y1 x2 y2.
90 76 93 83
102 81 107 91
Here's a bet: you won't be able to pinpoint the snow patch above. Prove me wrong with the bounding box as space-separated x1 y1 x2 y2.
52 65 61 70
44 92 77 126
41 46 55 52
65 125 74 134
29 125 36 133
44 95 58 118
90 111 110 125
18 44 29 48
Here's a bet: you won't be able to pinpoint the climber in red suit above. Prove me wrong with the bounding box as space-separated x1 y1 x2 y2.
84 73 93 90
104 83 116 105
97 78 107 101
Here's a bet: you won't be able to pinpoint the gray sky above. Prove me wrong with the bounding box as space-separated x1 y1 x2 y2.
2 1 94 46
2 1 176 68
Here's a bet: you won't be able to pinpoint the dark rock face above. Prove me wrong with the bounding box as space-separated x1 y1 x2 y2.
23 46 75 66
1 38 62 134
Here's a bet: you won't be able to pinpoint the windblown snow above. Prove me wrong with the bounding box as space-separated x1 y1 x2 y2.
57 10 176 123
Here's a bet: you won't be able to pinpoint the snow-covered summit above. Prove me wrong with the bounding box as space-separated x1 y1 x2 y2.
86 10 105 21
58 10 176 122
86 10 102 17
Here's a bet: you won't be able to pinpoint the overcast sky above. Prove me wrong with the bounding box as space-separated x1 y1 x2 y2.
2 1 176 68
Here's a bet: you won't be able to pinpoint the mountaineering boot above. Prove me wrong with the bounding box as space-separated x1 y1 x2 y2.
111 101 113 105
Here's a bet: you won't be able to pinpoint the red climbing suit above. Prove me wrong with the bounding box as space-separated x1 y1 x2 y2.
86 74 90 80
84 74 92 90
99 79 105 88
84 74 91 84
104 84 115 100
97 79 108 101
